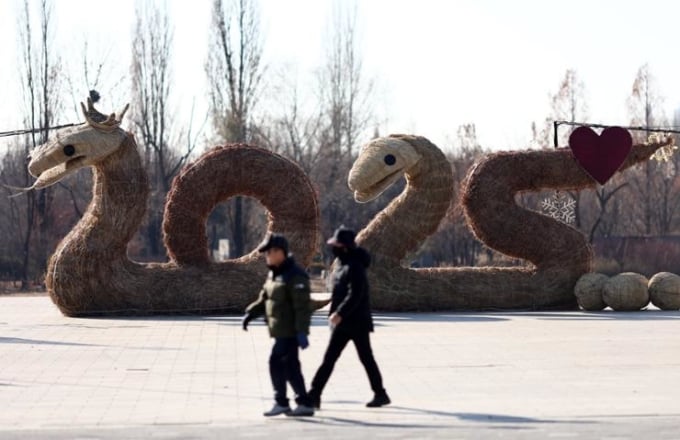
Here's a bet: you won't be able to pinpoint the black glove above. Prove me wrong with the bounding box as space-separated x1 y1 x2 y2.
242 314 254 331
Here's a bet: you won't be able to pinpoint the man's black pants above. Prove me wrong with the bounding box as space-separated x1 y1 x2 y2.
310 327 385 396
269 337 311 407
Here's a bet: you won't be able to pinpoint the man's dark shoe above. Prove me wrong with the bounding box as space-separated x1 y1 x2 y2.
307 391 321 409
286 404 315 417
366 392 391 408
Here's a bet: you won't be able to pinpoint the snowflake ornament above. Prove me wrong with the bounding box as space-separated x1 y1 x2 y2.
541 192 576 224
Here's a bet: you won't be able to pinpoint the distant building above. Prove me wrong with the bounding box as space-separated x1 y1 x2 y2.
213 239 230 261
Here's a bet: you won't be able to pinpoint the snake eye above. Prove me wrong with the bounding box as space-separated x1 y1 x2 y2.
63 145 76 157
384 154 396 166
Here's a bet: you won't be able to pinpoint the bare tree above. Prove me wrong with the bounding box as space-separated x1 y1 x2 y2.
7 0 61 288
313 0 376 243
130 0 200 258
0 149 30 284
531 70 587 150
626 63 673 235
206 0 265 257
317 0 373 156
64 34 128 122
587 182 629 242
262 68 324 174
551 70 588 142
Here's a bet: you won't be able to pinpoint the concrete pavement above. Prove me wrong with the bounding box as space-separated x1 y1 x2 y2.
1 295 679 439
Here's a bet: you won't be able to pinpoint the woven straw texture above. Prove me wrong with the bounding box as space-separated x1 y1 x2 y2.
352 134 666 311
574 273 608 311
648 272 680 310
44 135 319 316
602 272 650 311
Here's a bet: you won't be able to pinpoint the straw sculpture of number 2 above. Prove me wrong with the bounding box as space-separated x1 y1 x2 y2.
23 99 322 316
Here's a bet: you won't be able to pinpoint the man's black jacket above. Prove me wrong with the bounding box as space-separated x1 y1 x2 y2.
329 247 374 333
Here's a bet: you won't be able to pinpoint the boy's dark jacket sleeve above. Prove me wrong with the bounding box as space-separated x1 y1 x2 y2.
245 288 266 317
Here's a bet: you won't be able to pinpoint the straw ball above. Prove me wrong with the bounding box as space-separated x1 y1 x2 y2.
648 272 680 310
574 273 608 311
602 272 650 311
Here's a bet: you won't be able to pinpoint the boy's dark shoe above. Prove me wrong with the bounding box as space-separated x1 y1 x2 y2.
263 404 291 417
366 391 391 408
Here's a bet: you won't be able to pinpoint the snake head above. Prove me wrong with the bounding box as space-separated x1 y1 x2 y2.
26 98 129 190
348 136 421 203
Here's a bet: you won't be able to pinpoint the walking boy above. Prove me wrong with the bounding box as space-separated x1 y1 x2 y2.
308 226 390 409
242 233 315 417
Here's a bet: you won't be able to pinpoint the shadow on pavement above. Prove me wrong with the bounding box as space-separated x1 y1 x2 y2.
373 314 510 323
71 310 679 326
372 310 680 324
0 336 181 351
286 405 597 429
0 337 102 346
289 416 456 429
213 313 510 328
377 406 596 425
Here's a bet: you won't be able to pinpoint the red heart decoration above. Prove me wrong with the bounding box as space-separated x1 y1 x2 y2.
568 126 632 185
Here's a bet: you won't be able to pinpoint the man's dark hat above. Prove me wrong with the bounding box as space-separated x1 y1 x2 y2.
326 226 356 248
257 233 289 254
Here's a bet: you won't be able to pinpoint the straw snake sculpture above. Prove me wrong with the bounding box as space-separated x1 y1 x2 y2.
24 99 320 316
349 134 668 311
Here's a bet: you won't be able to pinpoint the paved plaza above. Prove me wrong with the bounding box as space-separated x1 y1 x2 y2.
1 295 679 439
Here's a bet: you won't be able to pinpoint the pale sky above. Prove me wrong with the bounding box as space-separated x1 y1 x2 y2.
1 0 680 151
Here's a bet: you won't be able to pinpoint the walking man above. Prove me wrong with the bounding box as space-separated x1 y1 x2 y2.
308 226 390 409
242 233 315 417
